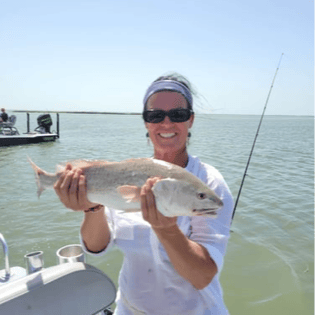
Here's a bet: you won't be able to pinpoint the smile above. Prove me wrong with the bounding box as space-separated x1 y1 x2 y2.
159 133 176 138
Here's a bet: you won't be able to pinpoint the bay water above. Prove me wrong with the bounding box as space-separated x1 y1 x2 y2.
0 113 313 314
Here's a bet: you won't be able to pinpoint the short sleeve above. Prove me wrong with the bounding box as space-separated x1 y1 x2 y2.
186 155 234 272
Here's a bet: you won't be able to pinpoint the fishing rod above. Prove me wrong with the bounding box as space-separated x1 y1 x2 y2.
232 53 284 221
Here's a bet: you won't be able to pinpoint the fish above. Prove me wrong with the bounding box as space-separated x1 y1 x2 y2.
28 157 224 217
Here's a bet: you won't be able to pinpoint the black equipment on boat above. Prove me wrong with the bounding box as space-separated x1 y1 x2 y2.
35 114 53 133
232 53 284 221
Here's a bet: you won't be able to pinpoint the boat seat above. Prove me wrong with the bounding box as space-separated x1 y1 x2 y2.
0 115 19 135
0 115 16 127
0 262 116 315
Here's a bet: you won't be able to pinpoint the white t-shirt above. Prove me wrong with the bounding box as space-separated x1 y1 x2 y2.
81 155 234 315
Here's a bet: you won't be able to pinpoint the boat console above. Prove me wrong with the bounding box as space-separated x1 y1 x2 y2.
0 233 116 315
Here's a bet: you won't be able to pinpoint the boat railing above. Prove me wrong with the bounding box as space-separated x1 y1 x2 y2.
0 233 10 279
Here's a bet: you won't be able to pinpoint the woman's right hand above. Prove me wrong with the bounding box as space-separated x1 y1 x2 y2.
54 163 99 211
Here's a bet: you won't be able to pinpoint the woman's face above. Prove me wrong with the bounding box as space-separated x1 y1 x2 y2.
145 91 194 156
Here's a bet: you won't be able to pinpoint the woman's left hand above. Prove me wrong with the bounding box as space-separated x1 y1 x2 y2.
140 177 177 229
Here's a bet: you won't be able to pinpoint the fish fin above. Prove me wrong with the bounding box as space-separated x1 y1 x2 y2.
117 185 141 203
27 156 46 198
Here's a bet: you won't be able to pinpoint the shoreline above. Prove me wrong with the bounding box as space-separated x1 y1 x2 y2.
11 110 313 117
13 110 141 115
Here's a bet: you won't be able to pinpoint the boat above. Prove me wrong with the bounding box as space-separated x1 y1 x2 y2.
0 233 116 314
0 113 60 147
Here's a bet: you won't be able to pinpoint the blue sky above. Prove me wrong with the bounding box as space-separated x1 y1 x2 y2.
1 0 313 115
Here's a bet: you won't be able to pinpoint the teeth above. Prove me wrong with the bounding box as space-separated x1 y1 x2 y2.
160 133 175 138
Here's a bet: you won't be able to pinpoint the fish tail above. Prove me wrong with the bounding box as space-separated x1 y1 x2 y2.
27 156 46 198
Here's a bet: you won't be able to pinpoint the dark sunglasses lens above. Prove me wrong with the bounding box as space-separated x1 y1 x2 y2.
143 111 165 123
143 109 192 123
169 109 191 122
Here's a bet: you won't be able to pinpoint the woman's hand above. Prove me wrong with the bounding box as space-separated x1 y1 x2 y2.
54 163 99 211
140 177 177 229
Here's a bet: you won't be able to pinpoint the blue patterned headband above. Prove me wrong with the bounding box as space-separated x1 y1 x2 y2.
143 80 193 109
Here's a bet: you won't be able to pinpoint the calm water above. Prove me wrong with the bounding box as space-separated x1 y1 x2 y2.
0 113 313 314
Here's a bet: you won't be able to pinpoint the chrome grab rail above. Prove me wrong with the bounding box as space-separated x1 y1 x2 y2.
0 233 10 277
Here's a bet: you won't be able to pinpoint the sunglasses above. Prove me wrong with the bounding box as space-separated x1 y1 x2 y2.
143 108 193 123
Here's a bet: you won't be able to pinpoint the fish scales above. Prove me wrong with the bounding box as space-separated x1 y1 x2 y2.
29 157 223 217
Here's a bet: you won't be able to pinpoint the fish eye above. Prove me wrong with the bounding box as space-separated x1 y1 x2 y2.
197 193 206 200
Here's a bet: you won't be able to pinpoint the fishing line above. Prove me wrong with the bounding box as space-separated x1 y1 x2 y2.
232 53 284 221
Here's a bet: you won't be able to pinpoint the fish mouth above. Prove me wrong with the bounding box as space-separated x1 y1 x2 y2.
193 209 218 216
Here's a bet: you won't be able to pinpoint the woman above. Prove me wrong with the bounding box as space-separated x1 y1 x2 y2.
54 74 234 315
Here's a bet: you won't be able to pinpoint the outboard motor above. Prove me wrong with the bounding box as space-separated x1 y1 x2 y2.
35 114 53 133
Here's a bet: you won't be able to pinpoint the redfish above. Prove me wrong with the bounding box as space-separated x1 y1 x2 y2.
28 158 223 217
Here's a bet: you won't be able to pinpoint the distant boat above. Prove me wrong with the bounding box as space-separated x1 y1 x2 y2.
0 113 60 147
